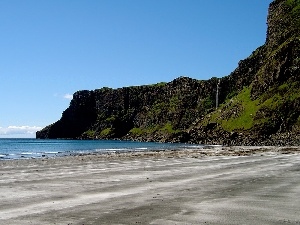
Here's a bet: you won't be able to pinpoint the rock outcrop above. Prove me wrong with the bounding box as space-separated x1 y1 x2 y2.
37 0 300 146
37 77 218 141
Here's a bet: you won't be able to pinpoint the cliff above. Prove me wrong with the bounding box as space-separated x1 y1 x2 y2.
37 77 218 142
37 0 300 145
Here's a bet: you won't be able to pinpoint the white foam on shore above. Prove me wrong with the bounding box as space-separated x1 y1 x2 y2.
21 152 36 155
187 145 205 148
97 148 128 151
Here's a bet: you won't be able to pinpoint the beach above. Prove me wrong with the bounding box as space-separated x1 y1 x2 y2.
1 146 300 225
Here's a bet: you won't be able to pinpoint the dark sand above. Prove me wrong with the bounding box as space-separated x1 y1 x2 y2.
1 146 300 225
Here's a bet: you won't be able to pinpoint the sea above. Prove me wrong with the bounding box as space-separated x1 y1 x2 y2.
0 138 204 160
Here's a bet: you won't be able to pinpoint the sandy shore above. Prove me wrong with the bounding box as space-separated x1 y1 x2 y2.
1 146 300 225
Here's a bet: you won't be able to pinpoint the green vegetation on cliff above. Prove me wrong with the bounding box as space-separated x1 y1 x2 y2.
201 80 299 135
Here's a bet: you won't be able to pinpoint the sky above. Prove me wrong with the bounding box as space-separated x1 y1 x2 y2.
0 0 273 138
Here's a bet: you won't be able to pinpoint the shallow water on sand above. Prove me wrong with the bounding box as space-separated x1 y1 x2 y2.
0 138 203 160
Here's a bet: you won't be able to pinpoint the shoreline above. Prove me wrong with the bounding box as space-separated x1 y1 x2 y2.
1 145 300 164
1 146 300 224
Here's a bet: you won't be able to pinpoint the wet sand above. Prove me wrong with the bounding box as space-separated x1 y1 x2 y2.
1 146 300 225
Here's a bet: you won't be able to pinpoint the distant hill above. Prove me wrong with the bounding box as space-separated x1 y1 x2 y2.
37 0 300 146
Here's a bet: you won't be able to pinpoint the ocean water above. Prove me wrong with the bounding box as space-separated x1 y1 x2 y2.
0 138 203 160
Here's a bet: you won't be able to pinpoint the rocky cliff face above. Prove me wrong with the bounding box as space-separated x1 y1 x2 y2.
37 77 219 142
188 0 300 145
37 0 300 145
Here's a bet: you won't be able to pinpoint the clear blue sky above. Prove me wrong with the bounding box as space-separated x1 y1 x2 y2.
0 0 272 138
